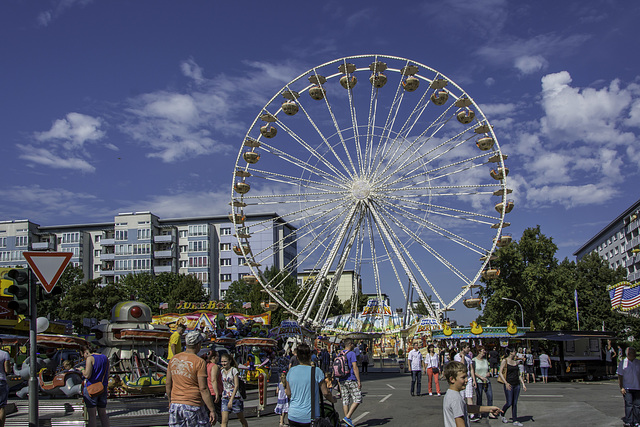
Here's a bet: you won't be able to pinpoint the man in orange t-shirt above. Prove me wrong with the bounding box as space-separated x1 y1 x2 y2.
166 331 216 426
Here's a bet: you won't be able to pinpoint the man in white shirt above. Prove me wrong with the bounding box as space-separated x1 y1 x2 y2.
408 342 425 396
454 342 478 422
618 347 640 427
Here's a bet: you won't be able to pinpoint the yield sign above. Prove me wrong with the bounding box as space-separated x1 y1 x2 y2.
22 252 73 293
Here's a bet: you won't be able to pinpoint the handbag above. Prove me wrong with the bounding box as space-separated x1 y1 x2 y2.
431 366 439 374
497 363 507 384
310 366 339 427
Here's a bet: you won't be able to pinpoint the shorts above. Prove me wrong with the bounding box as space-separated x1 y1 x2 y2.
0 380 7 408
525 365 534 374
339 380 362 406
169 403 210 427
460 378 474 399
82 385 108 409
221 397 244 413
490 361 499 371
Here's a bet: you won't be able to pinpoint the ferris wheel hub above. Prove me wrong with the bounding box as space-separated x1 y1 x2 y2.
351 179 373 201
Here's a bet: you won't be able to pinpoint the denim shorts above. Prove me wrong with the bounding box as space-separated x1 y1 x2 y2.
82 384 108 408
221 397 244 413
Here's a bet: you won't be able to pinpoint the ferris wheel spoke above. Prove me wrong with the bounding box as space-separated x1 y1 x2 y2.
376 115 469 187
367 202 442 315
380 200 489 255
258 135 348 185
249 169 345 193
364 211 384 304
382 196 499 226
339 60 365 176
368 216 410 303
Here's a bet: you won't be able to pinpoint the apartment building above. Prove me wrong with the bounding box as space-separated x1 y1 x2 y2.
573 199 640 283
0 211 296 299
297 269 362 303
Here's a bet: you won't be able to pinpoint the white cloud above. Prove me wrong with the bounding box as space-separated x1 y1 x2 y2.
540 71 636 146
527 152 571 185
17 145 96 173
181 58 205 83
485 77 495 87
35 112 105 148
0 185 102 221
514 55 548 75
479 103 517 117
36 0 94 27
526 183 617 208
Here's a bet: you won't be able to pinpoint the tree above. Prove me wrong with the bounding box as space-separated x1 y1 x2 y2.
168 273 207 310
58 278 105 331
37 265 85 321
118 272 170 314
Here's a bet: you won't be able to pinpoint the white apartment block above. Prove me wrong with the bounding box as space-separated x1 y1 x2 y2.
0 212 296 299
574 199 640 283
296 269 362 303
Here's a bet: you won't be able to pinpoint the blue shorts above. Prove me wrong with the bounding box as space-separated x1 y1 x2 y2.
0 380 7 408
82 384 108 408
169 403 210 427
221 397 244 413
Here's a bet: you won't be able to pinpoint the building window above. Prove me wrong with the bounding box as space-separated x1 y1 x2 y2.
221 258 231 266
95 235 101 243
137 229 151 240
0 237 6 248
94 249 101 257
220 274 232 282
15 236 28 247
220 243 231 251
220 227 232 236
179 245 188 253
189 240 209 252
188 224 209 236
189 256 209 267
179 230 188 238
115 230 128 241
180 260 188 268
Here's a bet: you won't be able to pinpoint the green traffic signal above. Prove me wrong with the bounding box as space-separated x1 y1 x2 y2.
5 268 30 315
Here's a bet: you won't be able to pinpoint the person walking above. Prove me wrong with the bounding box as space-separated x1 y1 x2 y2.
488 347 499 377
168 323 186 360
285 343 335 427
618 347 640 427
337 339 362 427
524 348 535 383
220 353 248 427
538 349 552 384
207 350 223 424
81 345 111 427
473 346 496 419
0 338 12 427
454 342 477 422
498 347 527 426
275 372 289 427
425 344 441 396
321 348 331 372
408 341 425 397
361 351 369 375
606 340 617 377
166 331 216 427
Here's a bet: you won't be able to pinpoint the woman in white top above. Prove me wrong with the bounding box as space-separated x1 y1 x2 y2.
425 344 441 396
538 349 552 384
220 353 248 427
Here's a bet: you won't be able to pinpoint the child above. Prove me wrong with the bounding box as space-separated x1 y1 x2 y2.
275 372 289 427
324 370 337 395
443 361 501 427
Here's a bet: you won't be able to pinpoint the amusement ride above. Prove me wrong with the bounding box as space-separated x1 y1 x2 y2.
230 55 512 328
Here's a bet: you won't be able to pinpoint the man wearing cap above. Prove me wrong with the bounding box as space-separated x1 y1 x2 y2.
168 323 186 360
167 331 216 426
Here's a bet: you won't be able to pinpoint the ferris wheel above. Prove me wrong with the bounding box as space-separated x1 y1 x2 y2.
230 55 512 328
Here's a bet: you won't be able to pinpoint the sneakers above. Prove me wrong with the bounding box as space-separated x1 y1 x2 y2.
343 417 354 427
502 417 509 424
470 415 481 423
429 392 433 396
512 422 523 427
437 393 441 396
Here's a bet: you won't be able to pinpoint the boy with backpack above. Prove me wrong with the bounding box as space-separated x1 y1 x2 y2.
333 339 362 427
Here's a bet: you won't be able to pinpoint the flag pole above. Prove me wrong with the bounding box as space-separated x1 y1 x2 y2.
574 289 580 331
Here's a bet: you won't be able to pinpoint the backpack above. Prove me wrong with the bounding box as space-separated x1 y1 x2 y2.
332 351 350 379
238 376 247 399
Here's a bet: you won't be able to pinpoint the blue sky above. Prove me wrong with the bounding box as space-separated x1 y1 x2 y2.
1 0 639 325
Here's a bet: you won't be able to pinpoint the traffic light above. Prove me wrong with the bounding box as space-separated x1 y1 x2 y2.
5 268 30 315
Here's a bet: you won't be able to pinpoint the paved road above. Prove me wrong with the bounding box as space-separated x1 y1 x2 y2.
246 372 623 427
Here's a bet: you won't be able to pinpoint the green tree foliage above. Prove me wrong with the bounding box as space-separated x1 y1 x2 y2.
117 272 206 314
37 265 85 320
477 225 638 339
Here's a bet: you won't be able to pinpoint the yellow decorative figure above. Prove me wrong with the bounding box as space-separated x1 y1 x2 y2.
506 319 518 335
470 321 483 335
443 322 453 336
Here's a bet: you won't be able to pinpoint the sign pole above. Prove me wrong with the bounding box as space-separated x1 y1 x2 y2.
28 269 38 427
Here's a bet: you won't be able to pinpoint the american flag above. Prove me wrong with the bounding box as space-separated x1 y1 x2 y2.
159 302 169 309
609 281 640 311
242 302 252 309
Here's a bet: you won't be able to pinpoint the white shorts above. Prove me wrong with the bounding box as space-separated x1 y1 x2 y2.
460 378 474 399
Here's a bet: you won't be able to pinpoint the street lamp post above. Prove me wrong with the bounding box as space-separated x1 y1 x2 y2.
501 297 524 328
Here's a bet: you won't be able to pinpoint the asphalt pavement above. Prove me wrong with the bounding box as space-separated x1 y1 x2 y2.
246 371 624 427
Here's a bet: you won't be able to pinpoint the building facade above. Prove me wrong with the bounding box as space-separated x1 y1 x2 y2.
296 269 362 303
573 199 640 283
0 212 296 299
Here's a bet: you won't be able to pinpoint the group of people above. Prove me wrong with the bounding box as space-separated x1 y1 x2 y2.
409 341 551 426
278 339 363 427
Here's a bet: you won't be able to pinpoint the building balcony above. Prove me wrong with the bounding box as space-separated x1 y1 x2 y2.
101 253 115 261
154 265 173 274
100 238 115 246
154 235 175 243
154 250 174 259
32 241 56 251
100 269 115 276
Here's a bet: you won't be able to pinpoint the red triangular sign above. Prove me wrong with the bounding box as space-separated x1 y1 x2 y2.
22 252 73 293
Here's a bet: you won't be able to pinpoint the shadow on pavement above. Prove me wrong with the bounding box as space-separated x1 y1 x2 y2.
355 417 393 426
